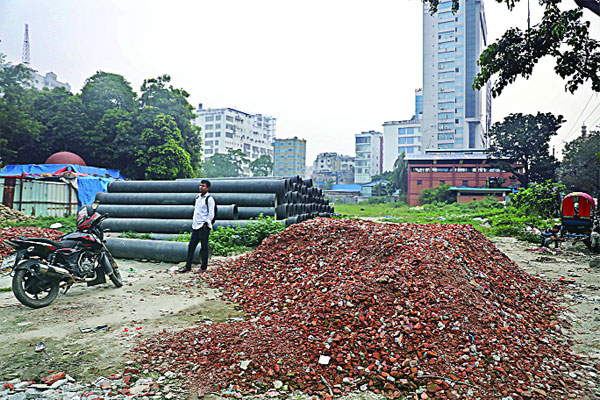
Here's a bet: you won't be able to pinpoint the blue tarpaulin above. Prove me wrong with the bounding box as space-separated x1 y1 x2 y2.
0 164 125 206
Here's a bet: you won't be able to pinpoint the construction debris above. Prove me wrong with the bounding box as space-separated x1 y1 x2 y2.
135 218 593 399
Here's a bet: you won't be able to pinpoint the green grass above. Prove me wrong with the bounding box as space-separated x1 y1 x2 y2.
334 198 557 242
0 216 77 232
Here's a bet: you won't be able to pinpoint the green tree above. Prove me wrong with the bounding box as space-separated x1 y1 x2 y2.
559 131 600 194
80 71 138 126
418 184 456 204
323 180 335 190
30 87 89 162
390 153 409 194
249 154 273 176
510 180 565 218
488 112 563 188
135 114 193 179
140 75 202 176
0 54 43 166
424 0 600 96
204 149 249 177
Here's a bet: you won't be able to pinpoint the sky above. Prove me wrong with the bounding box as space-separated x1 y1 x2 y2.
1 0 599 163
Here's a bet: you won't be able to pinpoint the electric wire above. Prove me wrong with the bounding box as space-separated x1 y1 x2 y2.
561 93 594 143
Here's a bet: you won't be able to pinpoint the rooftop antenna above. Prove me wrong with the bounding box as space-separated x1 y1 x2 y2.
22 24 31 66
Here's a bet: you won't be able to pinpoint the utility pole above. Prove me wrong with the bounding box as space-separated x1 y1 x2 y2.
21 24 31 66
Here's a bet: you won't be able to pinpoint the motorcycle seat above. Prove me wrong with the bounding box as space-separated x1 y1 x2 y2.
15 237 73 249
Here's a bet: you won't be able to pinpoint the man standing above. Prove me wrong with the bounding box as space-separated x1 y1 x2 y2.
178 180 215 273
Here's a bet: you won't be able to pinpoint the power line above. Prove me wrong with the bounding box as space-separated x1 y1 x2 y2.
561 92 594 142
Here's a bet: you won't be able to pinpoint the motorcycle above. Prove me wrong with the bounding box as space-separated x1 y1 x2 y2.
1 206 123 308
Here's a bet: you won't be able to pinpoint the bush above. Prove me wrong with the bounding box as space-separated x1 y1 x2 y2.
418 184 456 205
174 215 285 256
510 180 565 218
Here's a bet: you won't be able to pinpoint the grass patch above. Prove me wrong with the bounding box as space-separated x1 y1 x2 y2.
0 287 11 292
334 198 556 243
0 216 77 232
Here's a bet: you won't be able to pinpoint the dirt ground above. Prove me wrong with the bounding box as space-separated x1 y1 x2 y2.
0 237 599 397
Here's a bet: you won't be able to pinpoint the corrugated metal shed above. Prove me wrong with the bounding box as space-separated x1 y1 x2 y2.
0 178 78 217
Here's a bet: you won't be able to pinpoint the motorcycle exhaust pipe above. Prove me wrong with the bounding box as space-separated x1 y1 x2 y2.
37 264 72 279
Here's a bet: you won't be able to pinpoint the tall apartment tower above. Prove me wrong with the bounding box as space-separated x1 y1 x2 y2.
273 137 307 177
195 106 276 162
421 0 491 150
354 131 383 184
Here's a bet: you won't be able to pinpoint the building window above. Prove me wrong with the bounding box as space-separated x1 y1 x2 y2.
440 180 446 185
438 32 454 40
438 71 455 80
215 132 221 137
462 180 469 186
438 51 455 60
226 132 233 138
226 116 233 122
205 124 213 130
215 123 221 128
356 137 370 144
205 116 214 122
417 180 423 185
206 132 214 138
215 115 221 120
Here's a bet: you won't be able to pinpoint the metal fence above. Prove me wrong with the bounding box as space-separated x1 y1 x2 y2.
0 178 79 217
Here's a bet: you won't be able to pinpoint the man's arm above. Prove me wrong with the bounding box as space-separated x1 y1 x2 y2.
207 196 216 224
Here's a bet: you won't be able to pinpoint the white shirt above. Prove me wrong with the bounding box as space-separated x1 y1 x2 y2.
192 193 215 229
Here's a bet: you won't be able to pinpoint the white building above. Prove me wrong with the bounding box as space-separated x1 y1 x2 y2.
422 0 490 150
195 106 276 162
31 71 71 92
382 88 424 171
383 120 422 171
354 131 383 184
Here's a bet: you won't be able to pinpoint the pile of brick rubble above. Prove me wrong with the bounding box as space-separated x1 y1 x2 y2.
0 227 63 262
134 218 596 399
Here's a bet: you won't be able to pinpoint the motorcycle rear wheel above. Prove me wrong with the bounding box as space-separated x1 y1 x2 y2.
12 265 59 309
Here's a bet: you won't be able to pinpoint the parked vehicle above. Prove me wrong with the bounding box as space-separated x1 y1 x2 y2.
560 192 597 235
1 207 122 308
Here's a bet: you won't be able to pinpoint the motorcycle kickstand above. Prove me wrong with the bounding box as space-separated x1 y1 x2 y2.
62 282 73 295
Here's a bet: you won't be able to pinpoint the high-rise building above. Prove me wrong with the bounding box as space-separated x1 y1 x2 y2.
354 131 383 183
195 105 276 163
273 137 306 177
383 89 423 171
421 0 491 151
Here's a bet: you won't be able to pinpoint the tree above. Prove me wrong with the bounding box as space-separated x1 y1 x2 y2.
0 54 43 166
80 71 138 125
487 112 563 188
249 155 273 176
204 149 249 178
140 75 202 176
424 0 600 96
559 131 600 194
390 153 409 194
135 114 193 180
30 87 89 162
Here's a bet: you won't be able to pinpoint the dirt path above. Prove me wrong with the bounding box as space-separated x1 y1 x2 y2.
491 237 600 358
0 259 241 382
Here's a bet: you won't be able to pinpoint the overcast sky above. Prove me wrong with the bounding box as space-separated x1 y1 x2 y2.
1 0 599 164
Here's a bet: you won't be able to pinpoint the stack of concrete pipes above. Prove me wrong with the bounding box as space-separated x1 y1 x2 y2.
96 177 334 262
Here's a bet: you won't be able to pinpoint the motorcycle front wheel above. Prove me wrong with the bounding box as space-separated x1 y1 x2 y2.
104 253 123 288
12 264 59 309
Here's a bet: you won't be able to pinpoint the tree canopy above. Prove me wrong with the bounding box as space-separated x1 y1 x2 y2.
204 149 249 178
487 112 563 188
249 155 273 177
424 0 600 96
559 130 600 194
0 55 201 180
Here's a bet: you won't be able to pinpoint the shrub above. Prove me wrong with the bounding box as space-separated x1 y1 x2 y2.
418 184 456 205
510 180 565 218
0 216 77 232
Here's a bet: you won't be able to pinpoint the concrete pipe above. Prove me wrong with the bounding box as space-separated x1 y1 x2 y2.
109 179 288 196
237 207 275 219
96 204 238 220
105 237 202 263
275 204 288 219
304 178 313 188
96 192 277 207
101 218 260 234
285 215 299 226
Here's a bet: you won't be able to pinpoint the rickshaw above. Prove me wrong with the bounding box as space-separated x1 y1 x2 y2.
560 192 597 235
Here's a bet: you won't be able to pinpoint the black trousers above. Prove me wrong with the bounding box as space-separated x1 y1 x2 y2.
185 226 210 270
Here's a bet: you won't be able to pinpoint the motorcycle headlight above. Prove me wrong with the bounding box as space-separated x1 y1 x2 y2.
27 246 35 252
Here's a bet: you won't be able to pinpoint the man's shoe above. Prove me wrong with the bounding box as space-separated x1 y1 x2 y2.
177 266 192 273
195 268 208 274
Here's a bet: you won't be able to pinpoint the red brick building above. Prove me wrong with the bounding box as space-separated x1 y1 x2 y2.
406 150 519 206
